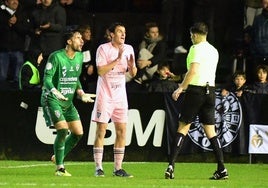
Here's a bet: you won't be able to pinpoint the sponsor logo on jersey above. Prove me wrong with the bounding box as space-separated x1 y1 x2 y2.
70 66 74 72
76 64 80 71
97 111 101 119
54 110 61 119
60 88 75 95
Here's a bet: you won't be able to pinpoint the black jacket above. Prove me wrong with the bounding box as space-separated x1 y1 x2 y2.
29 0 66 56
147 72 178 92
0 4 30 51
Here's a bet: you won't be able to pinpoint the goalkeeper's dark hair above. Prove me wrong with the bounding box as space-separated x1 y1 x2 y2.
190 22 208 35
64 30 81 45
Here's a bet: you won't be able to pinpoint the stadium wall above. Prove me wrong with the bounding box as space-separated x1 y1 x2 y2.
0 90 267 162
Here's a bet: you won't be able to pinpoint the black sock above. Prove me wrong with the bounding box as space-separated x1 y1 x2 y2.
209 136 225 171
169 132 185 168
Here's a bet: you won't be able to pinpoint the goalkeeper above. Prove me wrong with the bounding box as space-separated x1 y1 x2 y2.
41 30 95 177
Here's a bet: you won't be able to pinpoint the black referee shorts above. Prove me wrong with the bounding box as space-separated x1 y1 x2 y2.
179 85 215 125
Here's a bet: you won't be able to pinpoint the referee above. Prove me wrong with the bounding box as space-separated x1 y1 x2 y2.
164 22 228 180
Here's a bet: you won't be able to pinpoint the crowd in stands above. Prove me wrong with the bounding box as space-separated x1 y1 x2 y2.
0 0 268 96
221 64 268 99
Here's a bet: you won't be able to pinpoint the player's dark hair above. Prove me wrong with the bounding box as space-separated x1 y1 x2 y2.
64 30 80 45
108 22 125 33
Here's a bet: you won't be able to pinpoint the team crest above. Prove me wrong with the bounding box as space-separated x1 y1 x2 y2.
54 110 61 119
188 89 242 151
76 64 80 71
46 62 52 70
97 111 101 119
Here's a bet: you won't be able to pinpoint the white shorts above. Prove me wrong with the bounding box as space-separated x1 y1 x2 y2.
91 100 128 123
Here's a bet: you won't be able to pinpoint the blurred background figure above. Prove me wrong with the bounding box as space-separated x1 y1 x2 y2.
249 0 268 65
0 0 30 84
221 71 248 98
250 64 268 94
59 0 91 32
160 0 187 54
103 28 112 43
147 62 180 92
244 0 263 28
191 0 216 45
19 49 44 91
133 22 167 84
77 24 97 92
28 0 66 60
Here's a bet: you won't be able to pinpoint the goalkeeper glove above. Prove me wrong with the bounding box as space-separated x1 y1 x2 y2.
51 88 68 101
81 93 96 103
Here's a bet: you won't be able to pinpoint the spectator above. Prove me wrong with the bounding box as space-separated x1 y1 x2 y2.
244 0 263 28
225 24 253 84
20 0 42 54
160 0 187 54
147 62 180 92
221 71 248 98
0 0 31 83
100 28 112 44
249 0 268 66
132 22 167 84
19 49 44 91
250 64 268 94
59 0 91 32
95 27 112 49
77 24 97 92
29 0 66 58
191 0 216 44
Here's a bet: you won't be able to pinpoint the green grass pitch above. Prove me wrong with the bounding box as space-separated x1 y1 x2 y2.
0 161 267 188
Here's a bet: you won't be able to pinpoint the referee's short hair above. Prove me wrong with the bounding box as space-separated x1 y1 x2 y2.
190 22 208 35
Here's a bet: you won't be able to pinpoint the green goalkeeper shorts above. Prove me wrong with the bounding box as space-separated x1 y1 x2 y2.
41 95 80 127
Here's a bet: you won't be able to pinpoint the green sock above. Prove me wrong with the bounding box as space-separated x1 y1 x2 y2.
64 133 83 157
54 129 68 165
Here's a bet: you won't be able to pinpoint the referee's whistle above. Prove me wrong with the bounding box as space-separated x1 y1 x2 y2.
206 82 210 95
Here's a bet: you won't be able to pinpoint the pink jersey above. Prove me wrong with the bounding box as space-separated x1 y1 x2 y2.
91 42 135 123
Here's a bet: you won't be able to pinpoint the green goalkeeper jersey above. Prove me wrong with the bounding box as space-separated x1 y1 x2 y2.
42 49 83 104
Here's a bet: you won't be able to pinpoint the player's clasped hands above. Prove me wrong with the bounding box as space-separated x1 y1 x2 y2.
127 54 134 68
118 44 124 57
